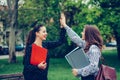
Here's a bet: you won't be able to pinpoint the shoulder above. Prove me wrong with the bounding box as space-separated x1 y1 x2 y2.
89 45 99 49
89 45 101 54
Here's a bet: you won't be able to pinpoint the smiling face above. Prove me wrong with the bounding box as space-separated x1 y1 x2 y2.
36 26 47 41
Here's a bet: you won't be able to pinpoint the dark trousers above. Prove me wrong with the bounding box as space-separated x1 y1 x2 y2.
81 75 95 80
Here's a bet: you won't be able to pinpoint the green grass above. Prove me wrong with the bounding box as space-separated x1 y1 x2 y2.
0 49 120 80
0 57 23 74
48 58 78 80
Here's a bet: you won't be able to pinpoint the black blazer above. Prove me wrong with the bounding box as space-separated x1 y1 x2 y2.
23 28 66 80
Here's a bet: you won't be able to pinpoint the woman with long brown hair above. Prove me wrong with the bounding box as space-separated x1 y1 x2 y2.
60 13 103 80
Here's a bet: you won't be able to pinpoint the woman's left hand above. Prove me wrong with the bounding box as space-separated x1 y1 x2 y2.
38 61 47 70
72 69 78 76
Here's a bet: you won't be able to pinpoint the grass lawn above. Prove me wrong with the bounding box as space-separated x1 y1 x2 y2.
0 49 120 80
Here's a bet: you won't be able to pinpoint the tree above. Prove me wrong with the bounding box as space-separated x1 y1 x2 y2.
93 0 120 59
60 0 112 48
7 0 19 63
17 0 119 58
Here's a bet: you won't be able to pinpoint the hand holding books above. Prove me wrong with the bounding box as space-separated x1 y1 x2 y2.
65 47 90 77
72 69 78 77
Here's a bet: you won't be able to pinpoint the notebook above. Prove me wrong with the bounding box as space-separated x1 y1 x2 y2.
65 47 90 69
30 44 48 65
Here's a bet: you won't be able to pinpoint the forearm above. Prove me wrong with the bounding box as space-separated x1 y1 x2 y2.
64 25 85 48
77 46 101 76
77 62 99 77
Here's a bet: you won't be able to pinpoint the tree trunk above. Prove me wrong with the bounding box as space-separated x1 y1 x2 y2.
9 27 16 63
7 0 19 63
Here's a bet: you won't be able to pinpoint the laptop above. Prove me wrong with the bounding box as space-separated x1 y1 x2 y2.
65 47 90 69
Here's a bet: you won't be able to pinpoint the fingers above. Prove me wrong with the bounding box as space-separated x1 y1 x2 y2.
41 61 45 64
60 12 67 27
38 61 47 70
72 69 78 76
61 12 65 18
60 13 65 20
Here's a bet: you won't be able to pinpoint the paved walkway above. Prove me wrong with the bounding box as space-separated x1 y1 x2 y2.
0 51 24 59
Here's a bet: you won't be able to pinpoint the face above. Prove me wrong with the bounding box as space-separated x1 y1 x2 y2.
36 26 47 41
81 28 85 40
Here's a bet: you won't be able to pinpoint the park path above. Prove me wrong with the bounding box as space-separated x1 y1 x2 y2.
0 51 24 59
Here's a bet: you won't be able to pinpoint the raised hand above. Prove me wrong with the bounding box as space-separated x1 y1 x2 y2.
60 12 67 28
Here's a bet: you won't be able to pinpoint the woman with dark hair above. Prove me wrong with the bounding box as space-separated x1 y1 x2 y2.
23 24 66 80
60 13 103 80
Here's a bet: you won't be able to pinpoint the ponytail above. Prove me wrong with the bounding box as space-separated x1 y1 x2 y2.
26 30 36 46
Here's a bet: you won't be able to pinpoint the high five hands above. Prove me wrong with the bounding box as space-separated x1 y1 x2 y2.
60 12 67 28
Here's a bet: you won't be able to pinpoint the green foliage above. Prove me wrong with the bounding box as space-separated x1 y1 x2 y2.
60 0 113 43
18 0 68 57
17 0 120 57
93 0 120 58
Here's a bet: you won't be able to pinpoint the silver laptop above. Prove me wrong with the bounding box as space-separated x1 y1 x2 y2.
65 47 90 69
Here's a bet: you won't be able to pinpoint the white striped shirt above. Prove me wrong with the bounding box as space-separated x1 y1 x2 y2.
64 25 101 77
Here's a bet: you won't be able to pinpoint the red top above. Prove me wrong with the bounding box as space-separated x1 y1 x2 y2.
30 44 48 65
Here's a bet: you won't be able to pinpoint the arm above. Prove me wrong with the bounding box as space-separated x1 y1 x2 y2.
44 28 66 49
60 13 85 48
76 45 101 77
64 25 85 48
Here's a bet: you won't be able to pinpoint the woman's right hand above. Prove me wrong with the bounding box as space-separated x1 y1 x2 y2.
38 61 47 70
60 13 67 28
72 69 78 76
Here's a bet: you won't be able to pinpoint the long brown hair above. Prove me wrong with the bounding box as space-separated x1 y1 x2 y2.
84 25 103 52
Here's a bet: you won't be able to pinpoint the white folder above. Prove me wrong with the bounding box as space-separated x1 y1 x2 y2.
65 47 90 69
